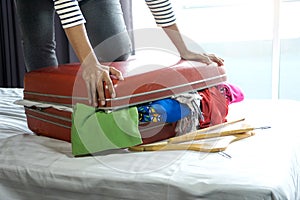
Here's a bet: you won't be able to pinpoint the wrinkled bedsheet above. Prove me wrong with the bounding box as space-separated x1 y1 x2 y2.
0 88 299 200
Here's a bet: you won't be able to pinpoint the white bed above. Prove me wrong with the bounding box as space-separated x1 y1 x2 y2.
1 87 300 200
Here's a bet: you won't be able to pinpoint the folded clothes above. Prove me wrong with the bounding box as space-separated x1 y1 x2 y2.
138 98 191 123
71 103 142 156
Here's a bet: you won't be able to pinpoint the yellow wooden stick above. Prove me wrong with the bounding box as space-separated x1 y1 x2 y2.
167 118 246 144
168 126 255 144
129 132 255 152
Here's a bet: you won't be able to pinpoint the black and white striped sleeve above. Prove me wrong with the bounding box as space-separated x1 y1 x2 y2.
53 0 86 29
145 0 176 27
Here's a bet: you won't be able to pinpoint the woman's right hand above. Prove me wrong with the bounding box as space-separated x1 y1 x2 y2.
63 24 124 107
82 62 124 107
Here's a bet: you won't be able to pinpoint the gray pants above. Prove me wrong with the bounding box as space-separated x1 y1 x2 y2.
15 0 132 71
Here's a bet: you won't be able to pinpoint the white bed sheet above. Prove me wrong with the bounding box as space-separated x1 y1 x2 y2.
0 88 300 200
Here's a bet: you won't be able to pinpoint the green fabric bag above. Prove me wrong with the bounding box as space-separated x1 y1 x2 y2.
71 103 142 156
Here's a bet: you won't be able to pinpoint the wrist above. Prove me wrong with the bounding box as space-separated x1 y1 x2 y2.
179 49 195 60
80 52 100 68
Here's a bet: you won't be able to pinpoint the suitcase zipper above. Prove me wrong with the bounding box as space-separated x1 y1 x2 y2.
26 107 71 129
24 74 226 108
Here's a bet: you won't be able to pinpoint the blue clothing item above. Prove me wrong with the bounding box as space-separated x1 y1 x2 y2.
138 98 191 123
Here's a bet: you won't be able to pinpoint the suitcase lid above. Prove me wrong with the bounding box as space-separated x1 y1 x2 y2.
24 53 226 110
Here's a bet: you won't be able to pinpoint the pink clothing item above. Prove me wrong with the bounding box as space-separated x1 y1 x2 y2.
217 83 244 104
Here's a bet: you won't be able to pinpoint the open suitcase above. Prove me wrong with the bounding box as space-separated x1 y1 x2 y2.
23 56 227 144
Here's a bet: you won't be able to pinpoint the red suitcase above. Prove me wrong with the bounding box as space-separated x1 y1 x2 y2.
23 56 226 144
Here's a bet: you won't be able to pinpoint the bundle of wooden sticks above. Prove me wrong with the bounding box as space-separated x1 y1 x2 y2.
129 118 270 152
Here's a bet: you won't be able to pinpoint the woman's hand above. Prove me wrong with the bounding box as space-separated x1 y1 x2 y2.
180 50 224 66
82 62 124 107
64 24 124 107
162 24 224 66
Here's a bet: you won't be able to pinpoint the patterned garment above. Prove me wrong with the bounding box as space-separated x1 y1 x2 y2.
138 105 163 122
53 0 176 29
145 0 176 27
138 98 190 123
53 0 86 28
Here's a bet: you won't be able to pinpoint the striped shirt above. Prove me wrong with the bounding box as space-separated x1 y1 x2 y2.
53 0 86 29
145 0 176 27
53 0 176 29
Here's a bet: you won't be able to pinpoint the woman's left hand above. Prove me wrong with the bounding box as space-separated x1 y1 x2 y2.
180 50 224 66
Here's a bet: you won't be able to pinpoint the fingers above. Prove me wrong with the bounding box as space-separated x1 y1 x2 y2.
95 71 116 107
102 74 116 99
96 77 105 106
82 65 123 107
202 56 213 65
189 53 212 65
181 51 224 66
84 74 98 106
85 79 93 106
109 67 124 81
204 53 224 66
84 73 98 107
90 73 98 107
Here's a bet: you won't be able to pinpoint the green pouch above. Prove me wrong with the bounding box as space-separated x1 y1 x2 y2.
71 103 142 156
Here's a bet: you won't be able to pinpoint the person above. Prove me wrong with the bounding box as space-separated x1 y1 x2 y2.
14 0 224 107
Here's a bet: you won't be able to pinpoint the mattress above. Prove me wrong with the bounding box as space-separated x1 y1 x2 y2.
0 87 300 200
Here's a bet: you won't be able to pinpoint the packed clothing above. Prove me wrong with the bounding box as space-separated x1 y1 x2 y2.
137 82 244 134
